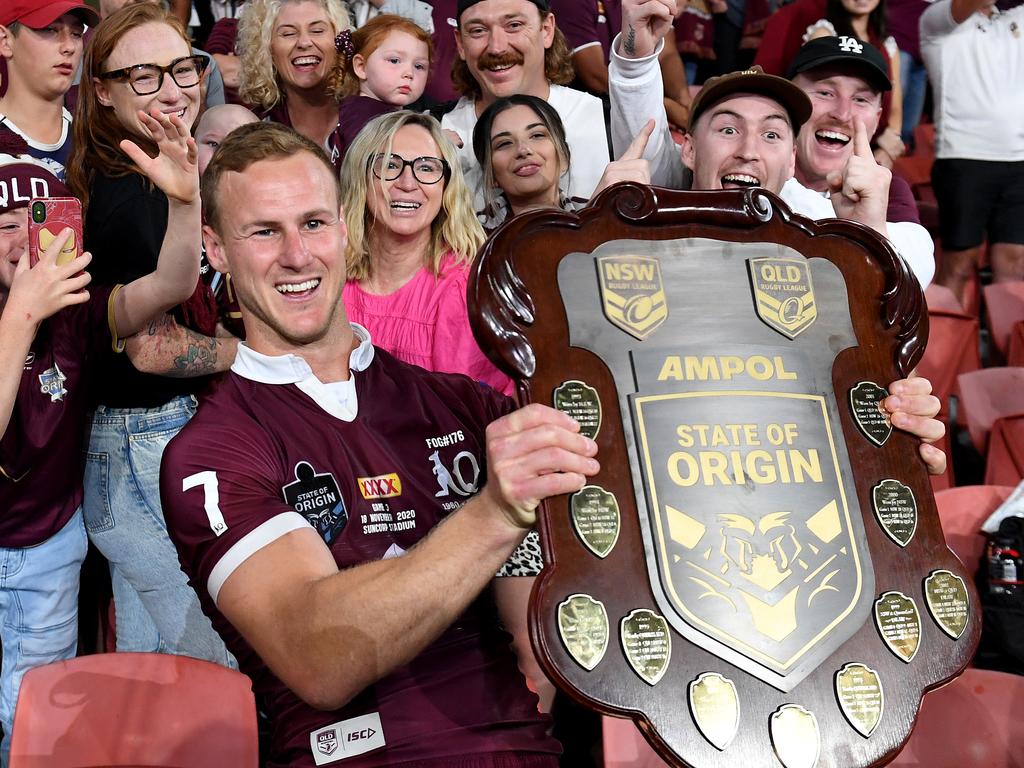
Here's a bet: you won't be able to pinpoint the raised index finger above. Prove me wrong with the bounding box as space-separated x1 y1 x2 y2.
852 117 873 160
620 119 655 162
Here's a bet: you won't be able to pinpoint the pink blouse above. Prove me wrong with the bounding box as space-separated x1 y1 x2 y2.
343 252 514 396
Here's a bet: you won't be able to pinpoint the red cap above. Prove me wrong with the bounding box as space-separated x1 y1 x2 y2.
1 0 99 28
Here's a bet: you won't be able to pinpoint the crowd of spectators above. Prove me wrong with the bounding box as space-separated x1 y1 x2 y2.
0 0 1018 764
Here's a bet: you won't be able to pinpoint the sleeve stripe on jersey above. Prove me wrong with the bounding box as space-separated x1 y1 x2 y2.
571 40 603 55
208 511 310 605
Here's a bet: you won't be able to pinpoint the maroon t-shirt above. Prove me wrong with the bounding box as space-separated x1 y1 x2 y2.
337 95 396 165
426 0 460 105
887 174 921 224
0 286 113 547
264 101 344 170
552 0 621 64
162 345 560 768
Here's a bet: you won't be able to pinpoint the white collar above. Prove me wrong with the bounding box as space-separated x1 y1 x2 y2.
230 324 375 421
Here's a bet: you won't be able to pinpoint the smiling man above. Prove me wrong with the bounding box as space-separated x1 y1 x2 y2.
0 0 98 179
787 36 922 227
608 0 935 287
161 121 600 768
441 0 611 215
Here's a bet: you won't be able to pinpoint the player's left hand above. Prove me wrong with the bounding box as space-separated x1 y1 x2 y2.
883 376 946 476
121 108 200 205
827 117 891 237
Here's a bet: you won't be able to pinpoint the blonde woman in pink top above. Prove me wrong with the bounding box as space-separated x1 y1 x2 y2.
340 110 512 395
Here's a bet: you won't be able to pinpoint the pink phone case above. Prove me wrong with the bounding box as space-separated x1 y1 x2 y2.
28 197 83 267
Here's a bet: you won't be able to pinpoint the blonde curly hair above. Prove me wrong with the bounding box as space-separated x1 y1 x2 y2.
341 111 485 282
236 0 352 111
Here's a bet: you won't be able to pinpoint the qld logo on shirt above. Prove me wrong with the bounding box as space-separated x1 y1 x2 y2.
282 461 347 544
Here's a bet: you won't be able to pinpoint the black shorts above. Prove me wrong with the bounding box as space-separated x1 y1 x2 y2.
932 158 1024 250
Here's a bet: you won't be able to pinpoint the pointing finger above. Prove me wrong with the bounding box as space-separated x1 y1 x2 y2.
620 119 655 162
853 117 872 160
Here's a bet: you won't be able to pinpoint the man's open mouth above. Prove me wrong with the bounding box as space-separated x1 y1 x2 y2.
721 173 761 189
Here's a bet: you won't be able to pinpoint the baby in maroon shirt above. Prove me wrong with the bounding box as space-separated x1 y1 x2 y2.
330 15 434 164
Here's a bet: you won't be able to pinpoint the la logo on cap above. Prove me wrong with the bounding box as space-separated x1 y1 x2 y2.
838 36 864 54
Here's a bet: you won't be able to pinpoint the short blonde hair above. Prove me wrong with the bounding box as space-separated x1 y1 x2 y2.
341 111 485 282
236 0 352 111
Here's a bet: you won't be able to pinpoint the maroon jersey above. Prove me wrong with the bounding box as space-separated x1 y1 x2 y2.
551 0 621 64
0 285 114 547
162 333 559 768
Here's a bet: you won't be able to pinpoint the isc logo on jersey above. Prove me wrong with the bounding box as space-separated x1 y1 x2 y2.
357 473 402 499
310 713 385 765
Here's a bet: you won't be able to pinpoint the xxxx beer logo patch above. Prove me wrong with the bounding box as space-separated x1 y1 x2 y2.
748 257 817 339
358 473 402 499
597 255 668 340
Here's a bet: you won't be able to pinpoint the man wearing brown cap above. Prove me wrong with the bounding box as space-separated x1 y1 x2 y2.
0 0 98 179
607 0 935 287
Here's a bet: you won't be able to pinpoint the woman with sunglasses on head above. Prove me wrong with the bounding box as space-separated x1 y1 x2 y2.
66 3 235 666
340 111 511 396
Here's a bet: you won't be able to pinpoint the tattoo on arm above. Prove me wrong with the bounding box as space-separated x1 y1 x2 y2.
624 25 637 56
170 328 220 378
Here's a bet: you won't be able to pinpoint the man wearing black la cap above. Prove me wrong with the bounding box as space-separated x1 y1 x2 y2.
441 0 611 219
786 35 924 234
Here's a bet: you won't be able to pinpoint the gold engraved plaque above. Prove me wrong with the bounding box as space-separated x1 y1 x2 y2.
770 704 820 768
557 594 609 671
835 663 884 737
748 256 817 339
570 484 620 558
924 570 970 639
871 479 917 547
553 380 602 440
874 591 921 662
849 381 892 446
688 672 739 751
596 254 668 340
620 608 671 685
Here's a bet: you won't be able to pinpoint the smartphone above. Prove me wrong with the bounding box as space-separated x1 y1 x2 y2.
28 197 83 267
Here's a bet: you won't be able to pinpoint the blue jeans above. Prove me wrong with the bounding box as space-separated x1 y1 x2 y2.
83 396 234 667
0 508 87 766
900 50 929 148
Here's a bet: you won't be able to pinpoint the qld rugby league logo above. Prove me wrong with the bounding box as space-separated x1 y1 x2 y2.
748 257 817 339
597 255 668 340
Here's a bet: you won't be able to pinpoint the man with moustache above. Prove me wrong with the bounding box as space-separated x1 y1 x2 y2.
442 0 611 212
607 0 935 286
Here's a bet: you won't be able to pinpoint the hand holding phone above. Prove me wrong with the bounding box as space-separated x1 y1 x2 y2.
28 197 83 268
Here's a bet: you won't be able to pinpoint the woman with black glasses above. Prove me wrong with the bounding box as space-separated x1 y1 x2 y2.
339 110 511 396
66 3 234 666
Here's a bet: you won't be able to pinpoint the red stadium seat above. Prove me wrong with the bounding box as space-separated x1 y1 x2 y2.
9 653 258 768
603 716 668 768
888 668 1024 766
985 415 1024 487
934 485 1015 571
956 368 1024 454
917 294 981 488
1008 321 1024 367
983 282 1024 363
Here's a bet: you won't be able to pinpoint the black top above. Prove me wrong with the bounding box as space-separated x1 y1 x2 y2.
85 171 210 408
